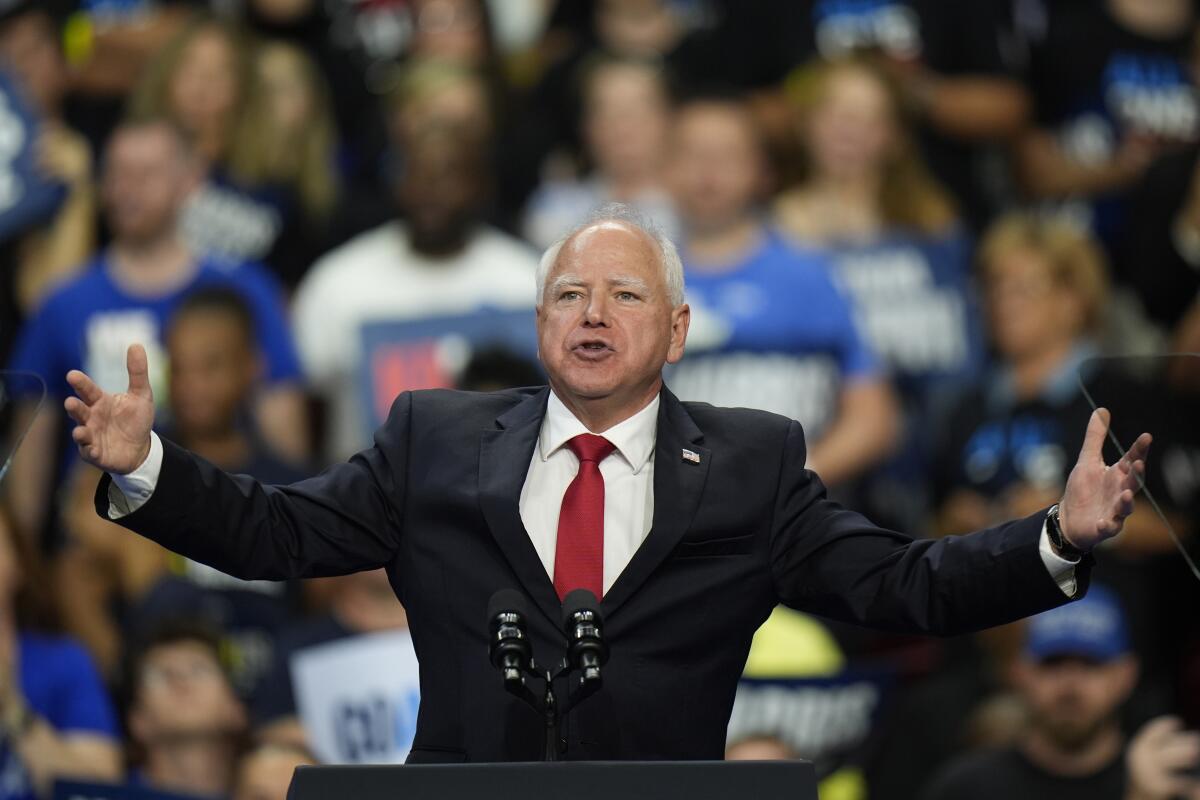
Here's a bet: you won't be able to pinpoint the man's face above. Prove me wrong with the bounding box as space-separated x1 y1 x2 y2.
0 12 66 117
167 311 257 440
397 137 484 255
667 102 764 233
537 223 688 417
131 640 246 742
101 126 196 245
1016 655 1137 752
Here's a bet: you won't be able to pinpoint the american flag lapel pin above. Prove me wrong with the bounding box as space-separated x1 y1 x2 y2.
682 449 701 464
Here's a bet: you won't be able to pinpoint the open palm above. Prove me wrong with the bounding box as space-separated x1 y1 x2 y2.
1060 408 1152 550
64 344 156 475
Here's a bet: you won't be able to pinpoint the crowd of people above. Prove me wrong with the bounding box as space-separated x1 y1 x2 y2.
0 0 1198 798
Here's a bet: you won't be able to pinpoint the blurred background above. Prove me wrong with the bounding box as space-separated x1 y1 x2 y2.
0 0 1199 798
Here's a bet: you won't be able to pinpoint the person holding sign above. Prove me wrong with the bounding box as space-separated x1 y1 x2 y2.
64 204 1151 762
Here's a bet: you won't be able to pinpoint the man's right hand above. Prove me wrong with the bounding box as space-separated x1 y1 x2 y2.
64 344 155 475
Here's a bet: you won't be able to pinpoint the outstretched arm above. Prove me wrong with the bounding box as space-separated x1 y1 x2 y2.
64 345 407 582
771 409 1152 635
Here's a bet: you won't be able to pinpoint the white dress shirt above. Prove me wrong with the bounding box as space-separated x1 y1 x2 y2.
518 391 659 595
108 392 1079 597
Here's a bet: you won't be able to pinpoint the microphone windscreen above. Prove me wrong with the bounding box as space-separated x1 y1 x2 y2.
560 588 601 629
487 588 529 623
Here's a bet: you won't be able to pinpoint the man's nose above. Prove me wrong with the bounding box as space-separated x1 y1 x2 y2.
583 293 609 325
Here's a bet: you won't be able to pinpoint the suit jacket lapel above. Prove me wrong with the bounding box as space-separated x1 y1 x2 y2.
602 387 710 619
478 387 564 629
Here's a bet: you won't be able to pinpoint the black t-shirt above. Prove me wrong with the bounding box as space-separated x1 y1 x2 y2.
932 357 1155 506
250 613 353 725
922 746 1125 800
1120 144 1200 328
1022 3 1199 243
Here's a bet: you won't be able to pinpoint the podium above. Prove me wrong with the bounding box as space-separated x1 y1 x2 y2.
287 761 818 799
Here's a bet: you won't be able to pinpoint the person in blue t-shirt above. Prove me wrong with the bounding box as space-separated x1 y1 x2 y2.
4 117 307 547
0 505 120 798
774 56 986 529
665 95 899 487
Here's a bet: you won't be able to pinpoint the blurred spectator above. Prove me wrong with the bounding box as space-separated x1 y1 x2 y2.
225 40 340 287
775 54 982 526
1014 0 1199 247
0 4 96 363
774 0 1031 227
931 214 1127 536
58 287 305 684
389 59 496 149
131 16 339 288
665 95 898 487
125 620 248 796
252 570 410 755
293 125 536 462
922 585 1142 800
523 53 678 250
1120 142 1200 332
4 117 306 546
0 504 120 797
233 742 316 800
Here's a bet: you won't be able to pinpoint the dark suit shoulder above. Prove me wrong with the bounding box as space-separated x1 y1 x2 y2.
406 386 546 421
680 400 799 442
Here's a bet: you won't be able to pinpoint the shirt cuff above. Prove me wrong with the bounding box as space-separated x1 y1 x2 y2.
1038 518 1079 598
106 432 163 519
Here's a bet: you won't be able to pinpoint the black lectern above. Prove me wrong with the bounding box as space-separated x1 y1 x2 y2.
287 761 818 800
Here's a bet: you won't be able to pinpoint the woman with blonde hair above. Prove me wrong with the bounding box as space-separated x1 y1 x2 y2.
774 55 982 529
933 213 1115 536
129 16 339 287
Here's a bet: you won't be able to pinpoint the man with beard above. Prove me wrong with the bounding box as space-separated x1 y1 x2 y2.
292 123 538 462
923 584 1199 799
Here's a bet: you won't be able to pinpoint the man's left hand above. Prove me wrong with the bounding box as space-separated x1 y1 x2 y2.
1060 407 1152 551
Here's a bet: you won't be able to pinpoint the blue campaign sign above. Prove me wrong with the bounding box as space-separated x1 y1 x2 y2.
53 780 206 800
0 69 67 241
356 307 540 437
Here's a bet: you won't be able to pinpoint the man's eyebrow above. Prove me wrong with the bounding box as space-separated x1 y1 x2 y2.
609 276 651 293
547 275 585 294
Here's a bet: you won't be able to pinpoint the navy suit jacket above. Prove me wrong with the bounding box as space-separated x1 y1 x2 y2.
97 386 1087 762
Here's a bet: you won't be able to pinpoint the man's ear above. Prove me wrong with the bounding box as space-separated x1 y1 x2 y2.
666 303 690 365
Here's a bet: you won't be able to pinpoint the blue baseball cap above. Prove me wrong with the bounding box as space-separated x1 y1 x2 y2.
1024 584 1130 663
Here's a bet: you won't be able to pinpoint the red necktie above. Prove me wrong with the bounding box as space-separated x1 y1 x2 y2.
553 433 616 602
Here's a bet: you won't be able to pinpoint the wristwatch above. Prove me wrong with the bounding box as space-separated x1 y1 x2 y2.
1046 504 1085 560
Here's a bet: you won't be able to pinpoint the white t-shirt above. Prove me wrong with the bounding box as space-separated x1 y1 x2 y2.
293 222 538 460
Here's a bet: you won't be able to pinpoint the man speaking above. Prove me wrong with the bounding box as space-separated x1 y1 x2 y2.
63 205 1151 762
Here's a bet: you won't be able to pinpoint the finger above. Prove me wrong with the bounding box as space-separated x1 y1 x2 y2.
71 425 93 447
1142 717 1185 743
63 396 90 424
1125 432 1153 464
1080 408 1110 463
1114 488 1135 520
126 344 152 400
65 369 103 405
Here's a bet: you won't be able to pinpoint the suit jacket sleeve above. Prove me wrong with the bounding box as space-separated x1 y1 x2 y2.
93 393 414 583
769 420 1091 635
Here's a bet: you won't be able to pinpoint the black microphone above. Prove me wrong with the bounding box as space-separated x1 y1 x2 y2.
560 589 608 684
488 589 533 687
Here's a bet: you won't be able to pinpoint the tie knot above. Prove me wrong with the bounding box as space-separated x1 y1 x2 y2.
567 433 616 464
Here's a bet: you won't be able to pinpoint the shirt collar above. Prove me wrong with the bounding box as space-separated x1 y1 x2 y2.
540 390 660 474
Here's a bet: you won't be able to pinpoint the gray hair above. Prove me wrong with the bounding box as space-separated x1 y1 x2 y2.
535 202 686 307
